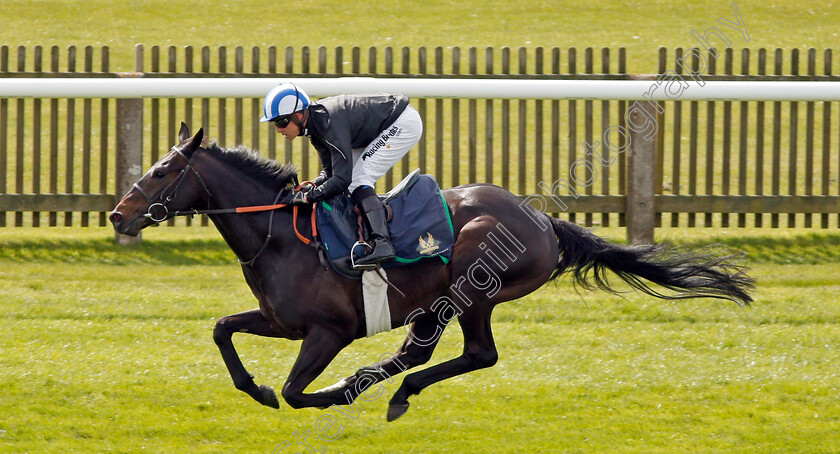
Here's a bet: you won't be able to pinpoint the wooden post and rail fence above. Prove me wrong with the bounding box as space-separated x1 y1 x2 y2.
1 44 839 245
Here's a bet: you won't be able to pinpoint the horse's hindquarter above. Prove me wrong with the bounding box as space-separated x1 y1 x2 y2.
442 184 560 303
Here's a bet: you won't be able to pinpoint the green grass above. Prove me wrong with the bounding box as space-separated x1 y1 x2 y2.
0 0 837 73
1 226 840 452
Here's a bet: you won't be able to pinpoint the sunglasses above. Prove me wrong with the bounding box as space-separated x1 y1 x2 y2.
272 114 294 128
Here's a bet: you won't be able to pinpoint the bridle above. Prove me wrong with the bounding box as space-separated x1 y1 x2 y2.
132 146 315 267
134 146 212 223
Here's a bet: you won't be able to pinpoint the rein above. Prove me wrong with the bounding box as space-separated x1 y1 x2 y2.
163 198 318 267
138 147 318 266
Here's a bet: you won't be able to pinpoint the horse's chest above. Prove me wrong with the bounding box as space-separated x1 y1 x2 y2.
241 266 306 339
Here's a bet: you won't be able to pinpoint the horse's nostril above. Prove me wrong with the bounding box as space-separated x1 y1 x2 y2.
109 212 122 224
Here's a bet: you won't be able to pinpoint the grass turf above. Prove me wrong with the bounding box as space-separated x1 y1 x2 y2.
0 226 839 452
0 1 837 73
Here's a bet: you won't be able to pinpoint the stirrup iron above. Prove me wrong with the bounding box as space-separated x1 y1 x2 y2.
350 240 379 270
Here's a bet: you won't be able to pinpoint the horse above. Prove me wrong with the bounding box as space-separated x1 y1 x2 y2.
109 123 754 421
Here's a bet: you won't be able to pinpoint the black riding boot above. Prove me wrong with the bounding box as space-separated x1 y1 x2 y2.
352 187 396 267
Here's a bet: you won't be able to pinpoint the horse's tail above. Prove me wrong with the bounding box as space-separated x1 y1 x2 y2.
546 217 754 306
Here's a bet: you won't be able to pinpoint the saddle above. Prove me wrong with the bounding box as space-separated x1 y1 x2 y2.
315 170 454 279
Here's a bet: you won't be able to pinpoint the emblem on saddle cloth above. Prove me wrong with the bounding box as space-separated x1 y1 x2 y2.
416 232 441 255
315 170 455 280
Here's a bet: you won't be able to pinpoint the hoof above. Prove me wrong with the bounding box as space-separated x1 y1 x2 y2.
259 384 280 409
386 403 410 422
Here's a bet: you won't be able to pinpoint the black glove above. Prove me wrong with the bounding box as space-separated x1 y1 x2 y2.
311 170 328 187
281 190 309 205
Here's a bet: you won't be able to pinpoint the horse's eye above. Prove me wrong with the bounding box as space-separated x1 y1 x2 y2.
153 170 165 179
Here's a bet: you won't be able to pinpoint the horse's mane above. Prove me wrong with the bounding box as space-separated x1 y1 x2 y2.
203 141 299 190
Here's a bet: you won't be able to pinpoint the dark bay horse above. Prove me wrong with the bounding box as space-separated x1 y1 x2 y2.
110 123 754 421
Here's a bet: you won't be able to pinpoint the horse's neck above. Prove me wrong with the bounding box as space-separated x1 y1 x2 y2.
198 158 289 262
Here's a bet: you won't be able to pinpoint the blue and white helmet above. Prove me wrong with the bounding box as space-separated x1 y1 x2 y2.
259 82 311 122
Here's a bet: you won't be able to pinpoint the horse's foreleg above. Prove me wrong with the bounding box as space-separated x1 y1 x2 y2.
279 328 353 409
213 309 284 408
312 313 446 402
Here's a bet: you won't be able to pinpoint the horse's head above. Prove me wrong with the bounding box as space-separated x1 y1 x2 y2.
110 122 208 236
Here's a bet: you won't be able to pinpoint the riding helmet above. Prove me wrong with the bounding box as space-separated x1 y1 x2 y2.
259 82 311 122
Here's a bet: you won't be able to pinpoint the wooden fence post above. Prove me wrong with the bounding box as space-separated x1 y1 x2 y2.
626 100 657 245
114 46 144 245
114 97 143 245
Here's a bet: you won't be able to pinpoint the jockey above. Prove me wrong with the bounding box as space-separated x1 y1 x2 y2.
260 82 423 267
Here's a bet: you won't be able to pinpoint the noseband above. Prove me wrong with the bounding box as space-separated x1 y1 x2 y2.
135 147 211 223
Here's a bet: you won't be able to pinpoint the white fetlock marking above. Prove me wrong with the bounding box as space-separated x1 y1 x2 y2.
314 377 353 394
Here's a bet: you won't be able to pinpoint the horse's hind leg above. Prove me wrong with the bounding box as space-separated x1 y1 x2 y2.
387 307 498 421
213 309 285 408
312 313 446 402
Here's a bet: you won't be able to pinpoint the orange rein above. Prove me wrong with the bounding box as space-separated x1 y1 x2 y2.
292 181 318 246
229 181 317 246
292 205 318 246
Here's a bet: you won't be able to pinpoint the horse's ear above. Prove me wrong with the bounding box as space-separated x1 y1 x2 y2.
182 128 205 157
178 122 191 143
